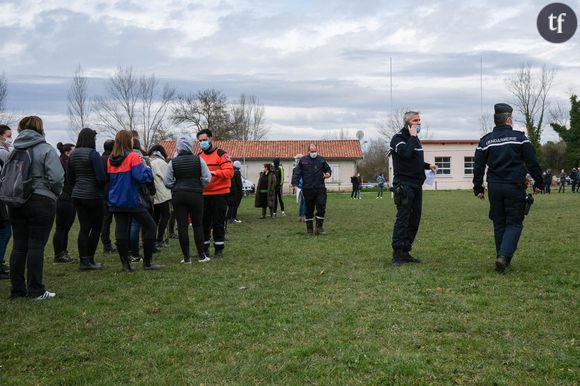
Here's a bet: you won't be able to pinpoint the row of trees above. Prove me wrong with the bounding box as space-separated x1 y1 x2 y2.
2 66 268 149
68 66 268 148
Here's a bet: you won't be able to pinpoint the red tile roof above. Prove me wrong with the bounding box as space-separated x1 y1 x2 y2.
160 140 363 160
422 140 480 145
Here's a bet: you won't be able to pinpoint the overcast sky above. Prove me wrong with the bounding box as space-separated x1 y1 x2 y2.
1 0 579 146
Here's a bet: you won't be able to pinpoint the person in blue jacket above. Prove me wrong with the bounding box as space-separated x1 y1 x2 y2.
107 130 160 272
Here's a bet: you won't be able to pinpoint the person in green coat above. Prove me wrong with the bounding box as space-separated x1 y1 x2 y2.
255 163 277 218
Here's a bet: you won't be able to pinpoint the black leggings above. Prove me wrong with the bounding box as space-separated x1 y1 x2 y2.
75 198 104 258
114 211 156 264
52 197 76 256
172 191 204 259
153 201 171 243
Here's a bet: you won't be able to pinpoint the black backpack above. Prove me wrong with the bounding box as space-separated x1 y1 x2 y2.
0 147 35 206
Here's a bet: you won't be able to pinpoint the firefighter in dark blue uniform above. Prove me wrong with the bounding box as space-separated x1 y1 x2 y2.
291 144 332 235
389 111 438 266
473 103 543 272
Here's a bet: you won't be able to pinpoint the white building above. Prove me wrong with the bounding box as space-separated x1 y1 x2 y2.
160 139 363 192
388 140 480 190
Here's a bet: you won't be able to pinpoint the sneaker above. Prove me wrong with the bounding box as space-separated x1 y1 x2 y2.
214 250 223 259
54 252 75 264
143 263 162 270
130 255 143 263
281 211 286 216
198 256 211 263
233 219 242 223
32 291 56 300
180 257 192 264
169 233 179 240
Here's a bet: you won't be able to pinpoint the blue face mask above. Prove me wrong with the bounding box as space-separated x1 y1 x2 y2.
199 140 211 151
415 124 422 134
309 152 318 159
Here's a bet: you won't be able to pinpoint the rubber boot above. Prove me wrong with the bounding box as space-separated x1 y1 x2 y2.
306 220 314 236
315 218 325 235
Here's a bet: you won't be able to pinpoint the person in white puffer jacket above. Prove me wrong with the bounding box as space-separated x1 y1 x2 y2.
148 144 172 249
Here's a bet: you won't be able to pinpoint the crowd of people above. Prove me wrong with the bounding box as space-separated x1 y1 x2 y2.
0 104 576 299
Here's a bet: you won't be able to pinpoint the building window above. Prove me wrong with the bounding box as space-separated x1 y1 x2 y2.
464 157 475 175
435 157 451 175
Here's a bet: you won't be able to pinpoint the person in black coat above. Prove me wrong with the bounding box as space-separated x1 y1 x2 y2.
227 160 244 223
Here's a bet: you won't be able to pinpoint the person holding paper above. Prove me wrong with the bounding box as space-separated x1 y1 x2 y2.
389 111 438 267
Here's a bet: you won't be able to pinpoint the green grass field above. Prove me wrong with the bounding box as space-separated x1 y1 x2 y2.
0 191 578 385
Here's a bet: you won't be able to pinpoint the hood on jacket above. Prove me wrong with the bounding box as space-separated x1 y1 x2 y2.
176 136 194 154
13 129 46 149
109 151 129 167
151 150 165 161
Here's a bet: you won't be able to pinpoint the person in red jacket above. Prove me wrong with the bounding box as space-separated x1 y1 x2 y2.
196 129 234 258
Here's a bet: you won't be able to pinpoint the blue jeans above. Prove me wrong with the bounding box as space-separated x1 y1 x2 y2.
0 222 12 267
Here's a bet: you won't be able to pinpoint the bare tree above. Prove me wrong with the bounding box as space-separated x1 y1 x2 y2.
357 138 389 180
506 63 556 151
377 107 410 142
67 65 91 138
172 89 231 139
230 94 268 140
322 128 352 140
549 100 570 128
0 72 12 125
479 112 493 135
137 75 176 149
94 66 139 136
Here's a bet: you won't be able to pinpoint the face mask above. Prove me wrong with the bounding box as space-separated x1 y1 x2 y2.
309 152 318 159
199 140 210 151
415 124 422 134
4 139 12 146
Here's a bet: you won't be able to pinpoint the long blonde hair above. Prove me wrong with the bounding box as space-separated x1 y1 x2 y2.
112 130 133 158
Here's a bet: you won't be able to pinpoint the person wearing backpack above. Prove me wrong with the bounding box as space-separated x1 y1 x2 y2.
107 130 160 272
6 116 64 300
68 128 106 271
0 124 12 279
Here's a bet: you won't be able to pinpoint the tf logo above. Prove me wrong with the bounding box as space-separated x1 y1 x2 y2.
537 3 577 43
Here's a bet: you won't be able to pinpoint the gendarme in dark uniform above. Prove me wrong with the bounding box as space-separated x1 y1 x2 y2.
389 111 436 266
473 103 543 272
291 144 331 235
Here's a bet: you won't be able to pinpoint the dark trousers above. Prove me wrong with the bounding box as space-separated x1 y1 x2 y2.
52 197 76 256
153 200 171 243
351 185 359 198
488 183 526 259
114 211 156 264
203 194 227 252
0 222 11 267
303 188 327 221
173 191 204 258
168 202 176 235
391 184 422 252
101 201 114 249
227 195 242 220
9 194 56 298
75 198 104 258
274 185 285 213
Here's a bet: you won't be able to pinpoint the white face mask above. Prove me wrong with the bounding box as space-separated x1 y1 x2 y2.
309 152 318 159
4 139 12 146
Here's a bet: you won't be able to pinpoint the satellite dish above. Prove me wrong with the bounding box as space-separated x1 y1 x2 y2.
355 130 364 140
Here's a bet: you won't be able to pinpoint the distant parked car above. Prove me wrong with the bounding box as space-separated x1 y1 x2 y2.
242 177 255 195
360 182 378 189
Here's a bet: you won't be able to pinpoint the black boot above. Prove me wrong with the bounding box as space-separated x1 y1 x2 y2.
392 250 403 267
306 220 314 236
315 218 325 235
79 257 102 271
401 251 421 263
143 239 162 270
495 255 507 273
120 255 133 272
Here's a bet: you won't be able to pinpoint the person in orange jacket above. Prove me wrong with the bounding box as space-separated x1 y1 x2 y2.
196 129 234 258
